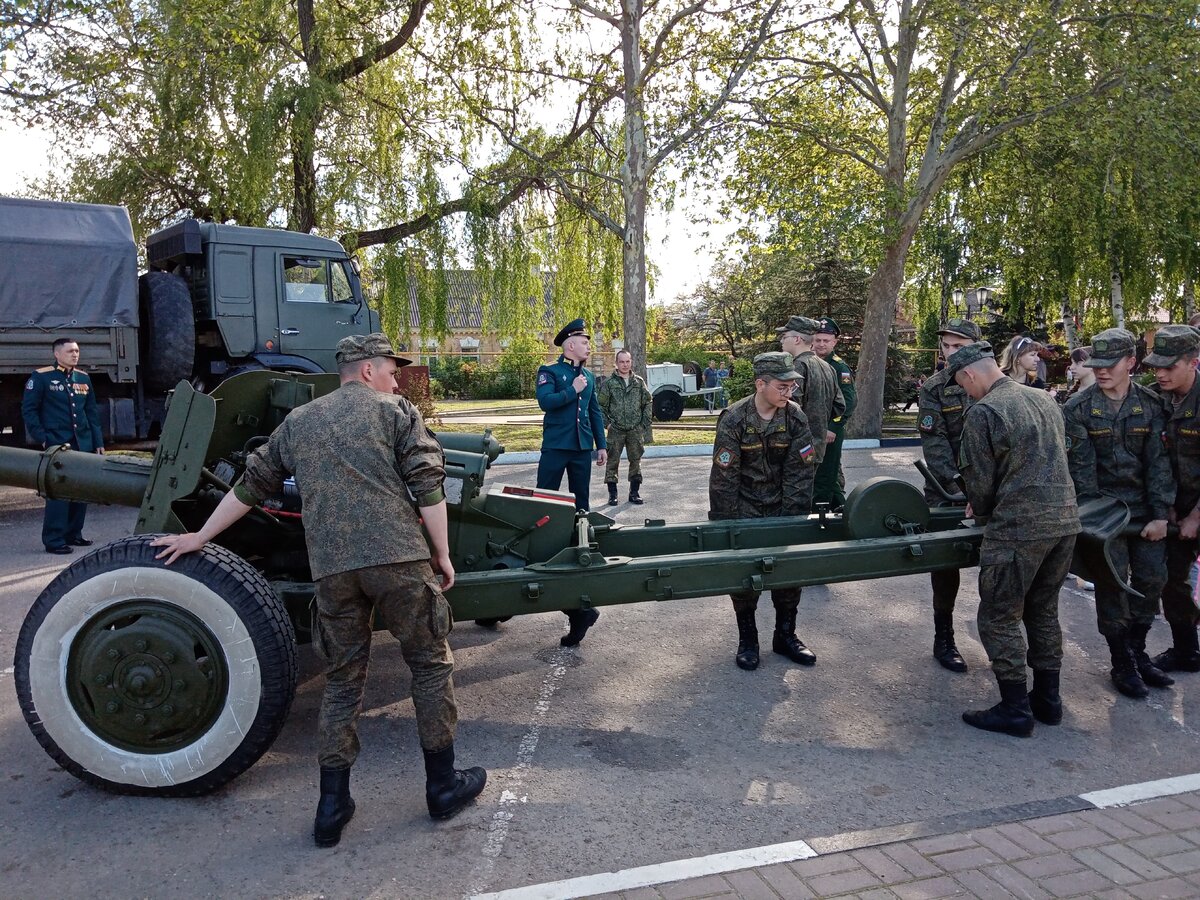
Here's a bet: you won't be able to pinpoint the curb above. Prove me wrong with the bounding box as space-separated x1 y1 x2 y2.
470 772 1200 900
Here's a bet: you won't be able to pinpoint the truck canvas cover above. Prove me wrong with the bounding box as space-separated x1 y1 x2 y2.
0 197 138 328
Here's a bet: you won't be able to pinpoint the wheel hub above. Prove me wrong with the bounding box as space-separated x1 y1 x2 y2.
67 601 228 753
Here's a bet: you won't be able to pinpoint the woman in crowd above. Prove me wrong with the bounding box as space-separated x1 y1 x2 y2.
999 335 1048 388
1065 346 1096 400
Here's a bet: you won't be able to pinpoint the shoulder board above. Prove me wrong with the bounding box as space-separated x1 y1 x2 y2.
36 366 54 373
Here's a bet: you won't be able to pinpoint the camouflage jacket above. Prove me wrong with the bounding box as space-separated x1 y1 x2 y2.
597 372 652 431
1063 381 1175 522
794 350 844 464
959 377 1080 540
1150 376 1200 517
236 381 447 580
917 367 973 503
708 394 815 520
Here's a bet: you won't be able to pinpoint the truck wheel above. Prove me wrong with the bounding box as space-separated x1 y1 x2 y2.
652 390 684 421
14 535 297 797
139 272 196 393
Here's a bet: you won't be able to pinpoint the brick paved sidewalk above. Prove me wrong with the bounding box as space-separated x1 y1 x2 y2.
589 791 1200 900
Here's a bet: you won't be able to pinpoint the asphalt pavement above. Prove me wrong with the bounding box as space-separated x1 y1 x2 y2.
0 446 1197 899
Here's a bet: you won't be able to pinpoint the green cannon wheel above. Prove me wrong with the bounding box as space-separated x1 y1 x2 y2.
14 535 297 796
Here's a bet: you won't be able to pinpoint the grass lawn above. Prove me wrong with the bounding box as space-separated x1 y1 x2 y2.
436 398 539 413
435 422 715 452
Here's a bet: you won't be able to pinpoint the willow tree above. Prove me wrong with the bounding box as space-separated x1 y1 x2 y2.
725 0 1188 438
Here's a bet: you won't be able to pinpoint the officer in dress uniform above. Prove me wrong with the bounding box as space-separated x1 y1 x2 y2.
537 318 608 646
21 337 104 553
812 317 857 509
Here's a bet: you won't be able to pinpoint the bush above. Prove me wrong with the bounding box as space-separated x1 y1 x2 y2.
723 357 756 406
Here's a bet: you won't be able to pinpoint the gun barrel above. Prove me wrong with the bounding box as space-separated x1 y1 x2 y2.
0 445 152 507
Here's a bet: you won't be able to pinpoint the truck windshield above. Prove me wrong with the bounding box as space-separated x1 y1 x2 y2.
283 257 356 304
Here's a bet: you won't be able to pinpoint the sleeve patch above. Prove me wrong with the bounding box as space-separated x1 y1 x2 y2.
715 449 732 468
537 372 549 386
799 444 815 461
24 378 34 390
919 414 935 433
841 372 853 383
1065 435 1072 451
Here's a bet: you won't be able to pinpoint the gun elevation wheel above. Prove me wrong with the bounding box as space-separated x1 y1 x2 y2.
652 390 684 421
14 535 297 796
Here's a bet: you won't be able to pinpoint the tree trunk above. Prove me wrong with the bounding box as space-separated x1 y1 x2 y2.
1110 265 1125 331
847 233 915 439
1061 291 1078 350
620 0 649 378
1185 275 1196 321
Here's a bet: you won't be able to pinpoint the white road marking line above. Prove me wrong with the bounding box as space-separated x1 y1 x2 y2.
464 648 573 899
468 838 818 900
0 666 13 679
1082 772 1200 808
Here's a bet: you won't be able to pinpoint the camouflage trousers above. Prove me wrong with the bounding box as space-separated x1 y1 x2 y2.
1095 535 1166 637
730 587 802 616
313 560 457 769
1162 535 1200 629
929 502 963 615
604 426 645 483
977 534 1075 682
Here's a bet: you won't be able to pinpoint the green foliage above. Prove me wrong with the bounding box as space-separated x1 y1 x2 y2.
723 357 756 405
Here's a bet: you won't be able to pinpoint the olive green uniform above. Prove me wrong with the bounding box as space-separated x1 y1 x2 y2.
1063 382 1175 636
959 377 1081 681
917 367 974 614
793 349 844 467
236 380 456 767
814 353 856 507
1151 377 1200 632
597 371 652 484
710 395 816 614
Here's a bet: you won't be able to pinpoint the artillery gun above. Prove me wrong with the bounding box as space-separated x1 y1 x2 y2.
2 372 1132 797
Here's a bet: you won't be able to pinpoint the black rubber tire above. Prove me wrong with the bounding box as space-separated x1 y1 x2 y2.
139 272 196 393
652 390 685 421
14 535 297 796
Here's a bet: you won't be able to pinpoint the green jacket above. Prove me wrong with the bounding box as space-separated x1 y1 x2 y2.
917 367 973 504
825 353 857 422
1150 377 1200 518
597 372 652 431
709 395 815 519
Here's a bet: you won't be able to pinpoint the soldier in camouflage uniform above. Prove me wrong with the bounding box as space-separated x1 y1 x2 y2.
1142 325 1200 673
917 318 982 673
1064 328 1176 699
152 333 486 847
597 348 653 506
709 352 818 670
778 315 845 468
813 317 856 509
949 342 1080 737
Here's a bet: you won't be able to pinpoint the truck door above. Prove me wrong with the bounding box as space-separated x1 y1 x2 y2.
276 255 363 370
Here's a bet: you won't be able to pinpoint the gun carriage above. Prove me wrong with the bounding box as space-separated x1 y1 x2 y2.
1 372 1130 796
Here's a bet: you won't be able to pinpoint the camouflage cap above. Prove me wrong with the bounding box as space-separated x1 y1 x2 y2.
815 317 840 336
944 341 995 379
775 315 820 335
335 333 412 366
753 351 803 381
1083 328 1137 368
937 317 982 341
1143 324 1200 368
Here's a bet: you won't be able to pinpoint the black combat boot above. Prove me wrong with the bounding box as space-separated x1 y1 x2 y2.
607 482 619 506
933 612 967 673
962 678 1035 737
561 608 600 646
772 606 817 666
313 766 356 847
1153 623 1200 673
735 608 759 670
1029 669 1063 725
1106 632 1149 698
424 745 487 820
1128 623 1174 688
474 616 513 628
629 477 644 505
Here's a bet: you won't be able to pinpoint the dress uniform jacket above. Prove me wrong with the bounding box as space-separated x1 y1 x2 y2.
21 364 104 452
709 395 816 519
827 354 857 420
1063 382 1174 522
536 356 607 452
917 367 972 504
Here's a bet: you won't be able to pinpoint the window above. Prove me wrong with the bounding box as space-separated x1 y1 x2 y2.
283 257 356 303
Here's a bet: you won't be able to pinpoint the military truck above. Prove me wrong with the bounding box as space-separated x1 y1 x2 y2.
0 197 379 444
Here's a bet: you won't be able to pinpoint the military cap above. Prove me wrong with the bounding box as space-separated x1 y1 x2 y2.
335 333 412 366
775 315 820 335
753 351 803 381
937 317 982 341
1084 328 1137 368
553 318 590 347
1143 324 1200 368
944 341 994 379
815 317 840 336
